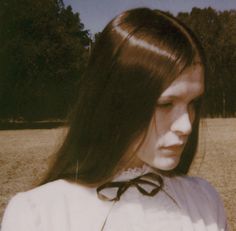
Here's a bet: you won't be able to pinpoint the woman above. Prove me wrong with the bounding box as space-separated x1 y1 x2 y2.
2 8 228 231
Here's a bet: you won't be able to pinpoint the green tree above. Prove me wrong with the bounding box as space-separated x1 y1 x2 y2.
178 8 236 117
0 0 90 120
217 10 236 116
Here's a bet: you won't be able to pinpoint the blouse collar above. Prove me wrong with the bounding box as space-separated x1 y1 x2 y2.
113 164 158 181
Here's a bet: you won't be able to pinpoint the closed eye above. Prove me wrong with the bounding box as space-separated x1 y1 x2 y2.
157 101 173 108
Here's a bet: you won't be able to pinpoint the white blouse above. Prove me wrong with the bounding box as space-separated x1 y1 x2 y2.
1 165 228 231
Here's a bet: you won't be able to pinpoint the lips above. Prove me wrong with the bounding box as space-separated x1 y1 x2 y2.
162 143 184 149
159 143 185 157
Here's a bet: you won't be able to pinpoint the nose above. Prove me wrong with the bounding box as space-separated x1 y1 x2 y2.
170 112 192 136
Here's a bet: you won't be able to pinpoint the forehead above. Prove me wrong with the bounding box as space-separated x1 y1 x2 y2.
160 64 204 98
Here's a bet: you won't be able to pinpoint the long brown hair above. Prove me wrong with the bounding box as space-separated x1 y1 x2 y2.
41 8 206 186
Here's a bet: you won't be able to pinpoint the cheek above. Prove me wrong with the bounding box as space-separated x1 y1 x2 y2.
138 109 175 153
155 109 173 133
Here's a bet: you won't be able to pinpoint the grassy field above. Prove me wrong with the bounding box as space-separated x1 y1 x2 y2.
0 118 235 230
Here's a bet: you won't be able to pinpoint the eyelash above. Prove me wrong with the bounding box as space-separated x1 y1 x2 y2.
157 98 201 109
156 102 173 108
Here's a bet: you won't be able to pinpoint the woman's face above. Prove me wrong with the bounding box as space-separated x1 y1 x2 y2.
135 63 204 171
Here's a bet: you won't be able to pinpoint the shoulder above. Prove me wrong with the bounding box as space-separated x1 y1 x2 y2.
7 179 97 209
167 175 228 230
1 180 99 231
24 179 92 199
166 175 226 214
185 176 227 215
181 176 221 199
171 175 222 204
178 176 216 191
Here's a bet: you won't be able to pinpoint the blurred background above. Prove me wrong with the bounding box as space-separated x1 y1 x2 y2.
0 0 236 122
0 0 235 229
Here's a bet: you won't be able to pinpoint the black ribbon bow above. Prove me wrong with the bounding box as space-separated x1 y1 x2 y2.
97 172 164 201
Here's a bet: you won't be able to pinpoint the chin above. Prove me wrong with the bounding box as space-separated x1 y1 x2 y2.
152 157 180 171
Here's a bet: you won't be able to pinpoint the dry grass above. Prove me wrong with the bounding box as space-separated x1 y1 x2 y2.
0 118 235 230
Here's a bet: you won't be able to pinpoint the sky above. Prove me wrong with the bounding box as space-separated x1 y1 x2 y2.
63 0 236 35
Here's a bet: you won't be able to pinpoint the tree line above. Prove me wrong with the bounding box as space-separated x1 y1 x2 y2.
0 1 235 120
177 8 236 117
0 0 90 120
